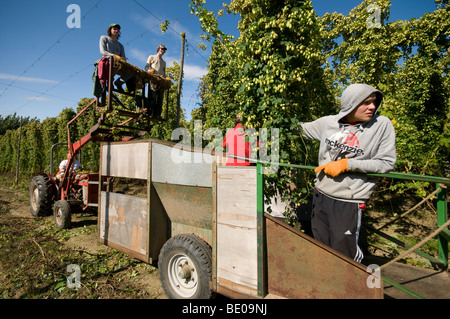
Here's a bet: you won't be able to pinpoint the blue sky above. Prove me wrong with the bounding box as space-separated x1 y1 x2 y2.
0 0 438 123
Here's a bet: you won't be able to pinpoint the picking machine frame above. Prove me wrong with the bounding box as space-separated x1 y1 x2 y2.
29 56 171 228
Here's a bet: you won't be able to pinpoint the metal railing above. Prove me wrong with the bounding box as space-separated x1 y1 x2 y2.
255 160 449 298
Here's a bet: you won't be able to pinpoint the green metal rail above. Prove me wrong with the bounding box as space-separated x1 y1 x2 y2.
255 160 449 299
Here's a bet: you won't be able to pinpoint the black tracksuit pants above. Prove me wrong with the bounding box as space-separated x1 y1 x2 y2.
311 188 364 262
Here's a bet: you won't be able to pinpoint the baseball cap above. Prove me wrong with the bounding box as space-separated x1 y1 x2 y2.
158 44 167 51
109 23 121 29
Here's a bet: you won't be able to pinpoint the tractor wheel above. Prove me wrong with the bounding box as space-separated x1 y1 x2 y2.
29 174 56 217
53 200 71 229
158 233 214 299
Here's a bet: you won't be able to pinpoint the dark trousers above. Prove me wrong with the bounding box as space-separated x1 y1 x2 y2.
148 89 164 117
311 188 364 262
114 74 136 93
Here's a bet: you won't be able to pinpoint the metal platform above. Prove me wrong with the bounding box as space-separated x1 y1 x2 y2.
363 255 450 299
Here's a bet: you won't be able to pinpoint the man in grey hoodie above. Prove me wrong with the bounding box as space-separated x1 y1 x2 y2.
300 83 396 262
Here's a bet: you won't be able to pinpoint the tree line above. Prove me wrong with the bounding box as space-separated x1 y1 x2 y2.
189 0 449 201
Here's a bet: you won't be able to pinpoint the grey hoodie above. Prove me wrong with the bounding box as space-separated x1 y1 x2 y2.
99 35 126 59
301 84 396 201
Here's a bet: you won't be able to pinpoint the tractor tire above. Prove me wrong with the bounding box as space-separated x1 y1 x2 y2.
158 233 214 299
53 200 71 229
29 174 56 217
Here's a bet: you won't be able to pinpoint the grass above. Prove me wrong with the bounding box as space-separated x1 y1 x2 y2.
0 182 161 299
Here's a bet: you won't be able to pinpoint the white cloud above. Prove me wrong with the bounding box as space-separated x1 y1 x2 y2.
183 64 207 81
131 13 164 37
128 48 149 64
0 73 58 84
25 96 51 102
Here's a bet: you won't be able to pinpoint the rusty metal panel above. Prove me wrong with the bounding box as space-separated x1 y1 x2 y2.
101 142 148 179
99 191 148 257
152 182 212 243
148 183 170 262
265 214 383 299
151 142 213 187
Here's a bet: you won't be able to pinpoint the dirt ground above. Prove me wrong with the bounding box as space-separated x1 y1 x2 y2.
0 176 166 299
0 175 447 300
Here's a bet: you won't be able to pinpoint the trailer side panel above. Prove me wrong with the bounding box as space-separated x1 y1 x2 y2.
216 166 258 297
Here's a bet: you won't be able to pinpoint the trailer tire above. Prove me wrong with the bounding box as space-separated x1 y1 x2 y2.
158 233 214 299
29 174 56 217
53 200 71 229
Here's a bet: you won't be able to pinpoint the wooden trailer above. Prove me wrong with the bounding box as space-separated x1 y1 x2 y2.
97 138 383 299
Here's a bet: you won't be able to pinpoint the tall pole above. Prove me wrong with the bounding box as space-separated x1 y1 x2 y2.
15 116 23 185
176 32 186 128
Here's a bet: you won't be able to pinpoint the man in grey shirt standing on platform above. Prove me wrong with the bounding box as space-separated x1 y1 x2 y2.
144 44 167 118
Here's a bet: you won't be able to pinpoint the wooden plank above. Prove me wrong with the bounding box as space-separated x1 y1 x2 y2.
217 278 259 299
216 166 258 296
216 225 258 288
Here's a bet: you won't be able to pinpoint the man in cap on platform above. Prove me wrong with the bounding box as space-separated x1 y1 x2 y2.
144 44 167 118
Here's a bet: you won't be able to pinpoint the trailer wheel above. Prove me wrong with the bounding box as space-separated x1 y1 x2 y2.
53 200 71 229
29 174 56 217
158 234 214 299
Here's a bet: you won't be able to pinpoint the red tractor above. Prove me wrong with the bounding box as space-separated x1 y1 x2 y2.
29 149 100 229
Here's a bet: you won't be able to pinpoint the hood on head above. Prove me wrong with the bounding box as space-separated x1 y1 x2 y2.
338 83 383 120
